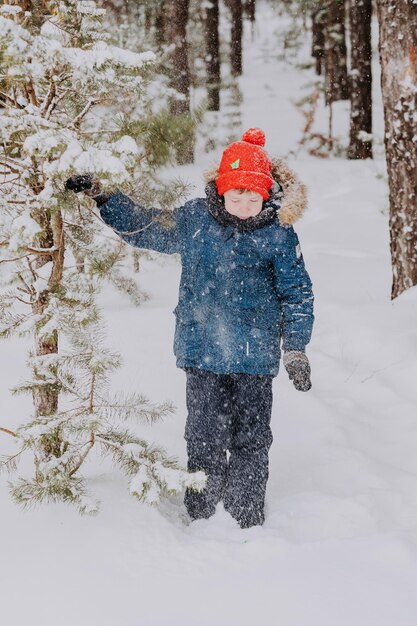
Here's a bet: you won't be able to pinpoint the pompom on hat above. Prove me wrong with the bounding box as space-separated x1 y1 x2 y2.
215 128 274 200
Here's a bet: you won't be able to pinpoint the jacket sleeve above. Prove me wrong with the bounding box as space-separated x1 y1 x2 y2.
272 226 314 351
98 191 181 255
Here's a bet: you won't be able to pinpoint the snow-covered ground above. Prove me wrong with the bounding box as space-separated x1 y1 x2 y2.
2 3 417 625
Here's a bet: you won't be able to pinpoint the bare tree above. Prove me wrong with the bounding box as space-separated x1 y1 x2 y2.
348 0 373 159
376 0 417 299
245 0 256 22
204 0 221 111
312 7 325 75
167 0 193 163
154 0 167 47
229 0 243 76
324 0 349 104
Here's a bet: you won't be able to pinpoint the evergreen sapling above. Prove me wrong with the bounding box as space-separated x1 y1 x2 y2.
0 0 206 514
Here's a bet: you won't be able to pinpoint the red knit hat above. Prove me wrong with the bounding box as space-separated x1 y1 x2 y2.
215 128 274 200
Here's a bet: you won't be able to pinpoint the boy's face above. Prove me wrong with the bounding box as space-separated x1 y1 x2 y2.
223 189 263 220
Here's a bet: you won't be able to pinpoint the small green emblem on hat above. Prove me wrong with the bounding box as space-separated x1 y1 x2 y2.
230 159 240 169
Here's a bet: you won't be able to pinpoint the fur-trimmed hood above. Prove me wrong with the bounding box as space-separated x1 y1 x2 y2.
204 156 308 226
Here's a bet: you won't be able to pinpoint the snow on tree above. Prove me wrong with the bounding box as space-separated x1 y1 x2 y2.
0 0 205 513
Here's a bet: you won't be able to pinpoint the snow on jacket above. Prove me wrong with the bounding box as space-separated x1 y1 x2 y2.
98 158 314 376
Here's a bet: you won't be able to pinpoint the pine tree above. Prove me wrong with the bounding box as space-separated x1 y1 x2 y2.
0 0 205 513
96 0 201 178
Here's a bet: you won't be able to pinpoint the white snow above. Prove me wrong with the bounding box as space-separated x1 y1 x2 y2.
44 139 132 182
2 2 417 626
0 4 22 15
76 1 106 17
64 42 155 72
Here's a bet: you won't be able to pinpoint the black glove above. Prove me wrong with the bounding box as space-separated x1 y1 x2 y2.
65 173 95 193
283 351 312 392
65 174 109 206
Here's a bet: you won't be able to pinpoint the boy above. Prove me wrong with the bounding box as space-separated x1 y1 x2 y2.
66 128 314 529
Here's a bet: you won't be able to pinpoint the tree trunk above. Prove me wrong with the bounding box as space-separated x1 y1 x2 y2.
133 249 141 273
167 0 193 164
154 0 167 47
376 0 417 299
245 0 256 22
168 0 191 117
6 0 51 30
31 210 65 422
144 6 153 34
312 8 325 75
230 0 243 76
324 0 349 104
5 0 31 10
348 0 373 159
204 0 221 111
32 326 59 417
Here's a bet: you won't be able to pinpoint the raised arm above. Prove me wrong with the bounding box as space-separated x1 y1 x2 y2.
65 174 181 255
99 191 180 255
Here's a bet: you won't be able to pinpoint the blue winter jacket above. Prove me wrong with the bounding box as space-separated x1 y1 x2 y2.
99 168 314 376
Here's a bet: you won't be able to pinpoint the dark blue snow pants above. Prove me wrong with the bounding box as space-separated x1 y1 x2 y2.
184 368 273 528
